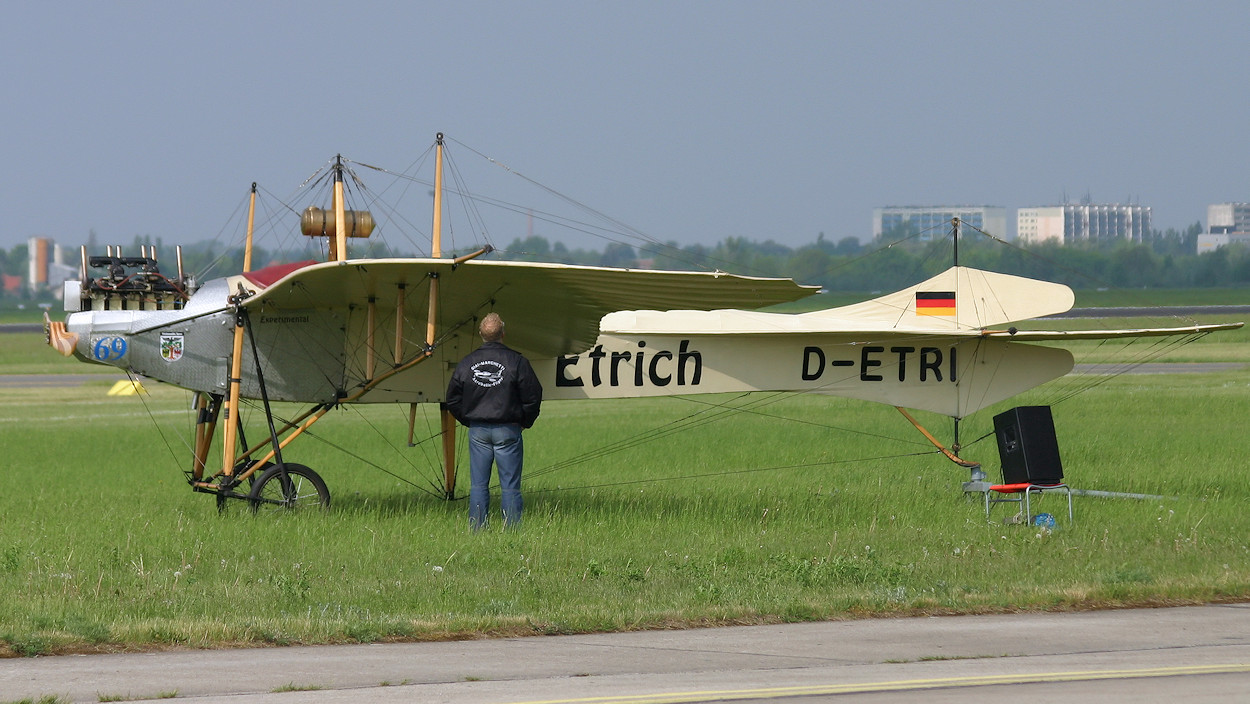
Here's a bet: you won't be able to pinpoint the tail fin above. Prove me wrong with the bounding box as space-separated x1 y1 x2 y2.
803 266 1074 332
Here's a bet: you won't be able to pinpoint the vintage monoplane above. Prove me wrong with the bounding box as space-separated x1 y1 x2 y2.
45 135 1242 510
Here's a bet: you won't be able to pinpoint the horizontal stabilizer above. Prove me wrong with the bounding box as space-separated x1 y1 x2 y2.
602 266 1075 337
986 322 1244 341
803 266 1075 332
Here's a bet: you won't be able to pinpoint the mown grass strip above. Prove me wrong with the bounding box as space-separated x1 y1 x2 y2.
1 326 1247 655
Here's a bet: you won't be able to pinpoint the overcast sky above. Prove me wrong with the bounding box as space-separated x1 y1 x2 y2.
3 1 1246 254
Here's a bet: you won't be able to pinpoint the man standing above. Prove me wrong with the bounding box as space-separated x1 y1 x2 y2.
445 312 543 530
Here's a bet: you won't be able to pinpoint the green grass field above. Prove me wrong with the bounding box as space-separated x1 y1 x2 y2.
0 317 1248 657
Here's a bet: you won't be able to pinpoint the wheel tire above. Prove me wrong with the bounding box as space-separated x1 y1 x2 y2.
215 461 272 514
248 463 330 513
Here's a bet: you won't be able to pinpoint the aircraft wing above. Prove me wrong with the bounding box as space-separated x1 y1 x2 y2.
235 257 819 358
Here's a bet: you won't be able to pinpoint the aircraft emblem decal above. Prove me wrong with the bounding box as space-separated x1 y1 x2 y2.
160 332 185 362
471 360 506 388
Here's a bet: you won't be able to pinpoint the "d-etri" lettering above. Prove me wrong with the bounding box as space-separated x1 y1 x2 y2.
802 345 956 383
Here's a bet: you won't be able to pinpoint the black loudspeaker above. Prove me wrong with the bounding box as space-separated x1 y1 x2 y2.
993 406 1063 484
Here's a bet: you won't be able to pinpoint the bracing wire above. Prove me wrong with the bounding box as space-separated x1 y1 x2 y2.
526 365 938 484
302 426 443 499
344 404 449 497
527 450 943 495
164 141 1235 501
124 370 190 475
195 190 255 280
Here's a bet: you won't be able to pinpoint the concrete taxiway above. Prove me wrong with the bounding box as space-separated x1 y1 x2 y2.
3 604 1248 703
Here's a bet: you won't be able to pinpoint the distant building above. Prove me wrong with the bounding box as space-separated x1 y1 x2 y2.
26 236 77 295
1016 203 1151 245
872 206 1008 242
1197 203 1250 253
28 237 52 291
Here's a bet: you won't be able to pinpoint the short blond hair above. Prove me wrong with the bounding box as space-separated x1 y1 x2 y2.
479 312 505 342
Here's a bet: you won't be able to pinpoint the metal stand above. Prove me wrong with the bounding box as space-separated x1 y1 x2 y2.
961 463 991 494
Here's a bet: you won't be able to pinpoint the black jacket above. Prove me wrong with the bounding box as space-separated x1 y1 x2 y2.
445 341 543 428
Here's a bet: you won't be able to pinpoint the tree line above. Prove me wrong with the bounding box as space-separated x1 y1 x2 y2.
492 221 1250 292
4 221 1248 301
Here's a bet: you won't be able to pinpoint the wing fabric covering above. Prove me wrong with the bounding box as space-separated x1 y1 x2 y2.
240 258 818 358
601 266 1078 336
229 258 817 403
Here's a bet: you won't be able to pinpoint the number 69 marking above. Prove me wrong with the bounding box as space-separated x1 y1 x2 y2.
92 336 128 362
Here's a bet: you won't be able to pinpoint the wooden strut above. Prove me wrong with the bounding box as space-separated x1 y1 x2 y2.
200 155 356 486
366 297 377 381
429 133 458 500
220 309 247 477
215 179 260 482
197 139 493 497
190 393 222 481
407 403 420 447
198 287 453 487
284 244 490 464
894 406 980 468
243 183 257 273
333 157 347 262
394 284 406 365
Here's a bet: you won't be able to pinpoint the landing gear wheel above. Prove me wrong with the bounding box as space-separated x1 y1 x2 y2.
215 461 272 514
248 463 330 513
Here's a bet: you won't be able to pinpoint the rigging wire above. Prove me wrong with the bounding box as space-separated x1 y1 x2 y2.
445 135 823 276
441 145 495 254
298 424 444 499
354 154 702 265
165 140 1231 499
1043 332 1211 409
124 369 192 474
194 190 254 281
392 402 443 479
526 361 937 483
527 449 944 495
345 404 449 497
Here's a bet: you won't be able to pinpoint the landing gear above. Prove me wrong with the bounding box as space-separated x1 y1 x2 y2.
248 463 330 513
205 306 330 514
213 460 270 514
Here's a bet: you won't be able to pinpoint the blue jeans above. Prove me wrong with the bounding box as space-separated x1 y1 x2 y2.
467 423 524 530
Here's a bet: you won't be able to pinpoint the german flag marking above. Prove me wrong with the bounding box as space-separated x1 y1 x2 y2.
916 291 956 316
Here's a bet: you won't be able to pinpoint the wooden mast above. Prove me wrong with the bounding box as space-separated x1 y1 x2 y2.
242 183 258 272
333 157 347 262
429 133 458 499
218 178 264 479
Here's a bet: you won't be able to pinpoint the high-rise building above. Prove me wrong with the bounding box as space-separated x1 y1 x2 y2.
1207 203 1250 233
26 236 76 294
27 237 52 292
1016 203 1151 245
872 206 1008 242
1198 203 1250 253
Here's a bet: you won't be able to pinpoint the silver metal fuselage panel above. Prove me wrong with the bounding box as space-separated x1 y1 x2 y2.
66 279 349 403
